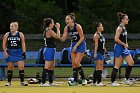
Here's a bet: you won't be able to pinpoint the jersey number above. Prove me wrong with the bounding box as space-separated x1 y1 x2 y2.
11 41 17 46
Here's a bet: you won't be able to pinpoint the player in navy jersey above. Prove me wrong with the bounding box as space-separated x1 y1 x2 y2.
91 22 107 86
111 12 134 86
3 22 27 86
40 18 60 87
60 13 87 86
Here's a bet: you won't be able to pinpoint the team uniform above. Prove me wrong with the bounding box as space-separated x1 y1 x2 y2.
94 32 105 61
114 25 130 58
43 29 56 61
68 23 86 53
6 31 23 62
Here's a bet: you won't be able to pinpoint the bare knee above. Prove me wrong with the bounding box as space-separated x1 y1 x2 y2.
96 64 103 70
128 61 134 66
8 66 14 70
18 66 24 70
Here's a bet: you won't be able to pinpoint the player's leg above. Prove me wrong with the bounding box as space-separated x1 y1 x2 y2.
75 52 87 85
111 56 123 86
17 61 28 86
5 62 14 86
123 54 134 85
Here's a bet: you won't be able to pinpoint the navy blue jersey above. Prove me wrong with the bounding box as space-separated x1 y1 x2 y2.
96 33 105 54
44 29 56 48
68 23 80 42
116 25 127 44
7 32 21 49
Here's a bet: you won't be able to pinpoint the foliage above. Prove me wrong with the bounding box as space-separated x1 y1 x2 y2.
0 0 140 34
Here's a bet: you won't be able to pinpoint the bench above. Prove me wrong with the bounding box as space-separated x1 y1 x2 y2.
0 51 140 80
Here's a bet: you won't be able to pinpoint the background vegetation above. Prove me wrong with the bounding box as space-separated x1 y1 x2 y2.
0 0 140 34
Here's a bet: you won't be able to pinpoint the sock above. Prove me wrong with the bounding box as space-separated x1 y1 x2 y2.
77 66 85 79
19 70 24 82
7 70 13 82
93 70 97 83
52 70 54 80
111 67 118 83
97 70 102 84
41 69 48 84
48 70 53 84
125 65 132 80
73 68 78 82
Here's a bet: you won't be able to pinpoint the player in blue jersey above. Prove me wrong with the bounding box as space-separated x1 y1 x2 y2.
111 12 134 86
91 22 107 86
40 18 60 87
60 13 87 86
3 22 27 86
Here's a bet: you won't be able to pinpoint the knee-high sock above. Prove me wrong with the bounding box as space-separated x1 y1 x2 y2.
77 66 85 79
41 69 48 84
19 70 24 82
48 70 53 84
93 70 97 83
125 65 132 80
97 70 102 84
111 68 118 83
73 68 78 82
7 70 13 82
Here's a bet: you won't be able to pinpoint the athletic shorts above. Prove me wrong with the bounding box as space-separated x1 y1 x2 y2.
6 49 23 62
93 52 104 61
114 44 130 58
71 41 86 53
43 47 56 61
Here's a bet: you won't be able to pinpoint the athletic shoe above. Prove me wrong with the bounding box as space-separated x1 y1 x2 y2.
5 82 11 86
21 82 28 86
68 81 78 86
90 83 96 86
96 82 106 86
51 83 59 86
40 83 51 87
82 79 87 85
111 81 120 86
124 79 134 85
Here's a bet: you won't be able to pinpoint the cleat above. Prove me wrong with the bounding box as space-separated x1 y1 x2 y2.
82 79 87 86
21 82 28 86
40 83 52 87
5 82 11 86
68 81 78 86
90 83 96 86
96 82 106 86
124 79 134 85
51 83 59 86
111 81 120 86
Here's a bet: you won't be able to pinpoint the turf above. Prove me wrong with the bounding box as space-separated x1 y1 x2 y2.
0 80 140 93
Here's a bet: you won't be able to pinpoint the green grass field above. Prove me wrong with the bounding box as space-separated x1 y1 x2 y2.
0 80 140 93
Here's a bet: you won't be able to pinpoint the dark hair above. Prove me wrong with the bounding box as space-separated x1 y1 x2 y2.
67 13 76 22
95 22 101 30
43 18 53 29
117 12 127 22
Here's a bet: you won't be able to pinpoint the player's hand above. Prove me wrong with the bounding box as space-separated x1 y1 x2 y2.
4 51 9 58
55 23 60 29
124 44 128 48
22 52 26 60
94 53 97 58
72 45 77 52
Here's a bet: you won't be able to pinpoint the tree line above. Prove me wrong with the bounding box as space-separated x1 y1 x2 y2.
0 0 140 34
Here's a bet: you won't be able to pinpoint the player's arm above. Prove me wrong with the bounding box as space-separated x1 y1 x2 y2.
50 23 60 39
20 32 26 53
59 26 68 42
115 27 128 48
93 34 99 54
74 24 84 47
3 32 9 58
